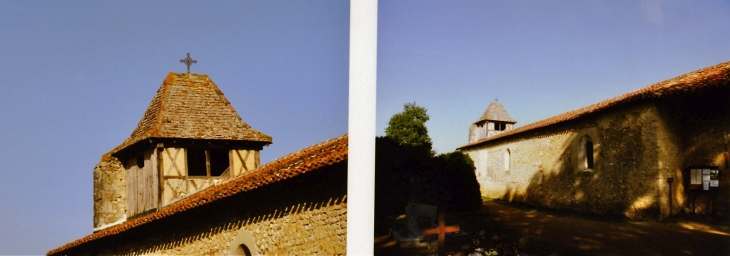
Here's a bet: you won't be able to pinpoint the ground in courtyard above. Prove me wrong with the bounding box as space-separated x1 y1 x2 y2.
375 200 730 255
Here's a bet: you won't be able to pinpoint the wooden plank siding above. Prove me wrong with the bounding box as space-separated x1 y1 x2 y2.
157 146 164 209
125 148 160 217
148 148 159 213
125 157 135 217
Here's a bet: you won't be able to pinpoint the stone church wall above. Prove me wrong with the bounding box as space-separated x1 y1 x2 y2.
657 89 730 216
93 156 127 230
465 102 686 220
76 162 347 255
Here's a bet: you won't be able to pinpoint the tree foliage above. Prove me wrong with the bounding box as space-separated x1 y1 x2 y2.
374 136 420 216
426 151 482 211
385 103 432 148
375 103 482 219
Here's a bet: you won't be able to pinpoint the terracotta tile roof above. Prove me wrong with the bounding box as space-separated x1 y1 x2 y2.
458 60 730 150
109 72 272 155
476 102 517 123
48 134 347 256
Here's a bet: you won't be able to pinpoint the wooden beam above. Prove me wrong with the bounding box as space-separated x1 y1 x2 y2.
205 149 211 178
157 147 164 208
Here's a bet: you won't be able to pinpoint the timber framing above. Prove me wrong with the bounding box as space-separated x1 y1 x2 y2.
49 134 348 256
111 137 267 160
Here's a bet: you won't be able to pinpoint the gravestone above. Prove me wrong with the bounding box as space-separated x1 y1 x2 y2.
389 203 438 254
392 203 469 255
405 203 438 237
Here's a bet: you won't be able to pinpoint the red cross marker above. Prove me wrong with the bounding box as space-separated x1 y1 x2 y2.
422 211 460 256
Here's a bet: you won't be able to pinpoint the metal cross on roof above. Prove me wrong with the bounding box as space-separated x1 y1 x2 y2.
495 97 499 102
180 53 197 74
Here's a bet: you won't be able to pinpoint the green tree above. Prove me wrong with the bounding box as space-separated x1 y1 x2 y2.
375 102 482 220
385 103 432 148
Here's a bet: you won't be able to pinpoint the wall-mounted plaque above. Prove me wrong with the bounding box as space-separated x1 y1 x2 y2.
686 166 719 191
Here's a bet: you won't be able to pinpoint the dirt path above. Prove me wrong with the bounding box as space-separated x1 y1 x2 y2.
482 200 730 255
376 200 730 255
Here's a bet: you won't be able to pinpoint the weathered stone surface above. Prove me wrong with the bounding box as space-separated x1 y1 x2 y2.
93 157 126 229
74 160 347 256
464 88 729 221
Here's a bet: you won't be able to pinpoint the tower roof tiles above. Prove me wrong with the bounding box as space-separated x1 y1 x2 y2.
476 102 517 123
109 72 272 156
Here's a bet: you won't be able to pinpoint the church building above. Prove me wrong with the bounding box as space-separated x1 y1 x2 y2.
458 61 730 220
48 58 347 255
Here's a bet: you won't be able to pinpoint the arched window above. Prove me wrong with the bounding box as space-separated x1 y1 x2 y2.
234 245 252 256
579 135 594 170
228 229 259 255
504 149 511 171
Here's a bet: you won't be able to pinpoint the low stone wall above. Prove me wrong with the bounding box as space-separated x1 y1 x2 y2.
132 195 347 255
72 161 347 255
93 157 127 230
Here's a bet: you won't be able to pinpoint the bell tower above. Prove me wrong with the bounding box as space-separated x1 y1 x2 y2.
93 63 271 231
469 101 516 143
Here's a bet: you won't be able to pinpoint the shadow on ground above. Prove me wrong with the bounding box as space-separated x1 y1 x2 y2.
375 200 730 255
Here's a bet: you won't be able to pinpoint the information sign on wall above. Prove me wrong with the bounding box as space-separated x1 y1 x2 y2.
688 166 719 191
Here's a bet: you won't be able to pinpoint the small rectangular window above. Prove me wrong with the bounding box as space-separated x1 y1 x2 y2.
494 122 506 131
209 149 230 176
186 148 230 177
187 148 207 176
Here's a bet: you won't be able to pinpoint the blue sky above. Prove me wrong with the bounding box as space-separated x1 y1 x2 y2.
377 0 730 154
0 1 348 254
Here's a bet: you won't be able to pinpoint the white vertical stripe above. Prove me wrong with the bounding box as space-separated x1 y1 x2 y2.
348 1 377 255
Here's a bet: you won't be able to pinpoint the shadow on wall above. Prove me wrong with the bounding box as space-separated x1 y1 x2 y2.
498 105 665 220
80 162 349 255
496 87 730 220
665 89 730 216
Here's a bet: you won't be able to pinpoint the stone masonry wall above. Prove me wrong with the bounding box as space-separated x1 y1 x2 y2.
465 102 675 220
658 88 730 216
93 156 127 230
74 162 347 255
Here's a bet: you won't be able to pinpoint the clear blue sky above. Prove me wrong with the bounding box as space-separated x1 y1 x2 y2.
0 1 348 254
377 1 730 155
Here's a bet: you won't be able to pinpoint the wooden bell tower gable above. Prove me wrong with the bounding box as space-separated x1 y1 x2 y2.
469 102 517 143
115 139 265 218
95 71 272 227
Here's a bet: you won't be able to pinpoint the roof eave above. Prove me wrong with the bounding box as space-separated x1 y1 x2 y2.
49 134 347 256
458 60 730 150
